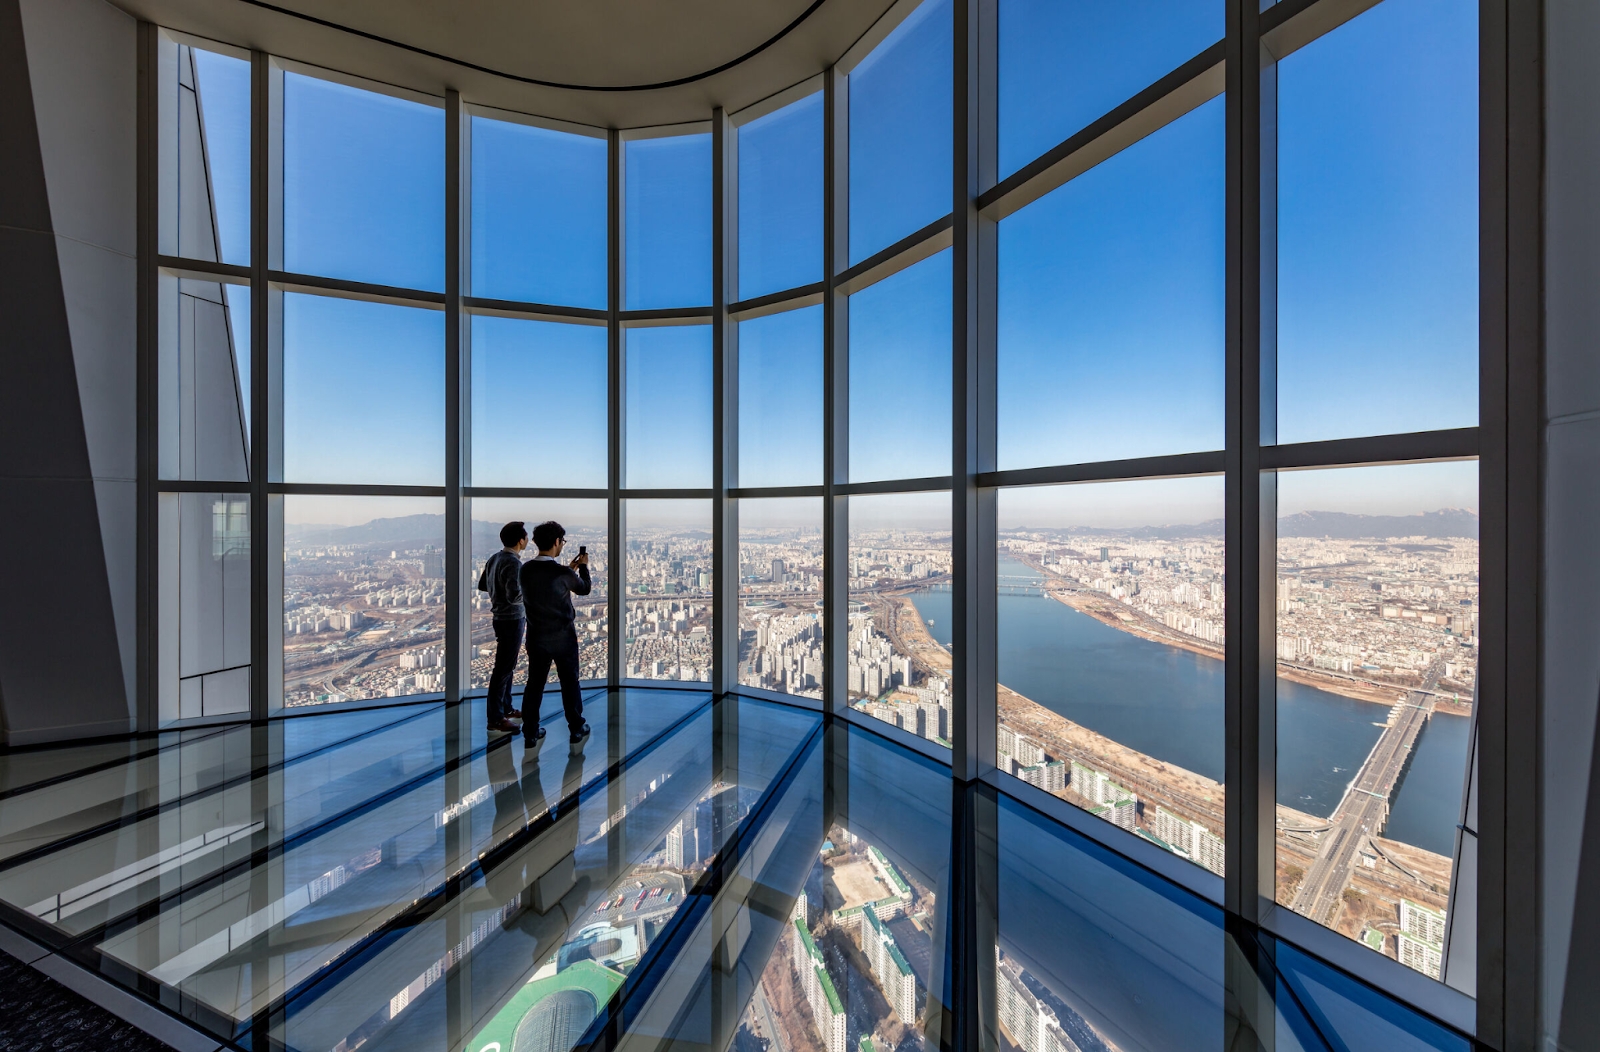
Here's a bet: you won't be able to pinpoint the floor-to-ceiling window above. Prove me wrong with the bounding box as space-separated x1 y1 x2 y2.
269 68 447 709
620 125 717 685
466 110 612 696
147 0 1488 1025
1270 0 1479 979
155 35 254 721
992 90 1227 855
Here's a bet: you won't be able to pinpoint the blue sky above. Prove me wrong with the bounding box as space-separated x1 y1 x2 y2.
627 325 713 487
626 133 712 309
998 96 1227 470
999 475 1223 531
184 0 1478 528
281 294 444 486
283 494 442 534
470 498 608 555
998 0 1221 179
471 316 608 487
741 497 822 533
850 250 952 482
851 491 951 533
627 499 714 531
471 117 607 308
1276 0 1478 444
739 92 824 299
995 460 1477 530
189 48 251 265
740 306 824 487
849 0 952 265
283 73 444 291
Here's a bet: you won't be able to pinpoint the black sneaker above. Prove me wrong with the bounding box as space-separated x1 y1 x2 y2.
569 722 591 744
523 725 548 746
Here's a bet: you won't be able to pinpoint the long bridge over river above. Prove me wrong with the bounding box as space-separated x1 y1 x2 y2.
1288 655 1446 924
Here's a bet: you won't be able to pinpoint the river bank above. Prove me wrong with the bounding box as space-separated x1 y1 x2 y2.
996 684 1226 836
1014 555 1466 713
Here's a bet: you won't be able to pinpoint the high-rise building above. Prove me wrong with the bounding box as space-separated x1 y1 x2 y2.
1069 760 1137 826
792 919 847 1052
665 820 684 869
861 907 918 1025
1019 761 1067 793
1012 734 1046 768
996 949 1081 1052
1397 899 1446 979
1152 807 1225 877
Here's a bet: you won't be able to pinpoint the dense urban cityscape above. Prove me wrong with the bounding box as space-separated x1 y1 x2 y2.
626 525 714 681
281 526 452 707
280 506 1476 979
744 827 940 1052
737 524 827 699
996 515 1478 978
730 825 1118 1052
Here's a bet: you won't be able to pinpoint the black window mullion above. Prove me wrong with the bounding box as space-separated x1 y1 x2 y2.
249 47 270 722
444 89 465 704
949 3 1000 1052
608 128 624 687
1224 0 1271 929
823 65 849 719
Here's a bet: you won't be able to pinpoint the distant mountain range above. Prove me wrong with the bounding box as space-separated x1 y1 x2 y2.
1006 508 1479 540
286 516 519 552
1278 508 1478 540
290 506 1480 550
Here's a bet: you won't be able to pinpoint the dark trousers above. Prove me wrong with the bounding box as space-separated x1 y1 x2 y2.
524 630 585 736
487 617 524 722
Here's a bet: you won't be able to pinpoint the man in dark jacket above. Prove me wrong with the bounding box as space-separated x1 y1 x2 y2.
520 520 592 745
478 521 534 737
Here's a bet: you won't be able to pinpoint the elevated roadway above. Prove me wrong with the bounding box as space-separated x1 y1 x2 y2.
1289 655 1445 924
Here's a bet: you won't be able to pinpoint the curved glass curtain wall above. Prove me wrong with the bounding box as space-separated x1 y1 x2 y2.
151 0 1483 1029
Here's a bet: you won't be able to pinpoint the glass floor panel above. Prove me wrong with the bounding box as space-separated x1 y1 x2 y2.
0 703 431 868
0 729 198 799
0 694 1471 1052
594 720 1473 1052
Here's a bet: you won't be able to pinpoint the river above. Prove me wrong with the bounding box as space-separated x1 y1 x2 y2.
908 557 1468 857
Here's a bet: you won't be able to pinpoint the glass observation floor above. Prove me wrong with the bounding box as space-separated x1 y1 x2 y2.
0 690 1469 1052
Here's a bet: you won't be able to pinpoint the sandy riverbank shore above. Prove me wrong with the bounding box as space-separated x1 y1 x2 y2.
888 594 953 676
1049 587 1225 660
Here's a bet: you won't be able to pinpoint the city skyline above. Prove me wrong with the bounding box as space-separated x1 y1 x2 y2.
277 492 1481 535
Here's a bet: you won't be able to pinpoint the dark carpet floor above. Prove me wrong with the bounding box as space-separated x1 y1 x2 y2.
0 949 174 1051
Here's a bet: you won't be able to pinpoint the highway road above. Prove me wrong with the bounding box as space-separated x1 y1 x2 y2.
1289 655 1445 925
753 979 791 1052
